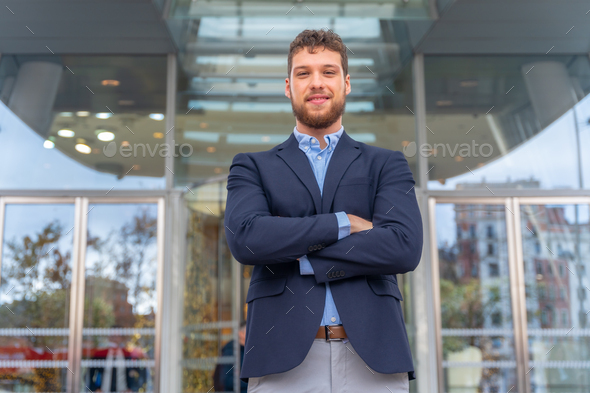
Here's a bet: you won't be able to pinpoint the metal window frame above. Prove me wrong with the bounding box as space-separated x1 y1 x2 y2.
0 196 164 393
429 197 523 392
512 196 590 393
428 196 590 393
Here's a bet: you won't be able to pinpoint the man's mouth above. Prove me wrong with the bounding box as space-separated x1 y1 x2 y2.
308 98 329 105
307 96 330 105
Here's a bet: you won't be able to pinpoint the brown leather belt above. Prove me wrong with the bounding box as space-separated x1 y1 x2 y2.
316 325 347 341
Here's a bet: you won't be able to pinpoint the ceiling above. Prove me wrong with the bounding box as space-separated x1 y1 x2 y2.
416 0 590 54
0 0 176 54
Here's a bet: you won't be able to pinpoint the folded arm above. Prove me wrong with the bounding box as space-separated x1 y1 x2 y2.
299 211 351 275
224 152 340 265
307 151 423 283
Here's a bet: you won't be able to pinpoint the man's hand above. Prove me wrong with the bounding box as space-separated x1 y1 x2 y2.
347 214 373 234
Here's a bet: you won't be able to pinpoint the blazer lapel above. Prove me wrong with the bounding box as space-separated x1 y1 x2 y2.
321 130 361 214
276 130 361 214
276 133 323 213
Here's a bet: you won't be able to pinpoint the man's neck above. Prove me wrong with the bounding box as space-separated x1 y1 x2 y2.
295 121 342 149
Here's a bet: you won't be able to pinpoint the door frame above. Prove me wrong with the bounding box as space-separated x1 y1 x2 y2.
429 196 590 393
0 196 165 393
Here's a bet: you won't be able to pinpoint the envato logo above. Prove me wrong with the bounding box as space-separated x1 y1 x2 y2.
103 141 194 158
402 141 493 158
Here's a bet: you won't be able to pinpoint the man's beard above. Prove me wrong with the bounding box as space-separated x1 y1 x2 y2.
290 90 346 130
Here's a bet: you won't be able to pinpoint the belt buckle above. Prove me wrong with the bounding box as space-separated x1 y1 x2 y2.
324 325 342 341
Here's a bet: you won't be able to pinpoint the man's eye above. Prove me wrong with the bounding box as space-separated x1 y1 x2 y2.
298 73 307 76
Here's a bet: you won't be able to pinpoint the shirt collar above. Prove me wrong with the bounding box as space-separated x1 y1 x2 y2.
293 125 344 152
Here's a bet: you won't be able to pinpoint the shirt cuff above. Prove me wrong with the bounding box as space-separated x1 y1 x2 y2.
335 211 351 240
299 255 314 275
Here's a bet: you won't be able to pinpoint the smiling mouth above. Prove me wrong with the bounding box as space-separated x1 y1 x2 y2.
308 97 330 105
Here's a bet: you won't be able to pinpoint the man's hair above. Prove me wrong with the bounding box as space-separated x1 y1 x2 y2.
287 28 348 80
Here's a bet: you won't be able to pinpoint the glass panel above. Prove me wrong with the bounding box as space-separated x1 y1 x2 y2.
520 204 590 392
0 55 167 190
80 204 158 392
181 183 242 393
436 203 518 392
423 55 590 190
0 204 75 392
169 0 432 20
174 30 417 187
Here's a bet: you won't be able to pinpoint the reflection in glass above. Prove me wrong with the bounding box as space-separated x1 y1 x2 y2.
169 1 432 20
175 21 416 187
437 203 517 392
181 184 241 392
0 204 74 392
424 56 590 190
81 204 158 392
520 204 590 392
0 55 167 190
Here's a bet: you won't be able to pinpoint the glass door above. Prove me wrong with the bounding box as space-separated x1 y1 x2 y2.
0 197 164 393
515 199 590 393
431 199 521 393
76 201 161 393
0 198 77 393
180 181 243 393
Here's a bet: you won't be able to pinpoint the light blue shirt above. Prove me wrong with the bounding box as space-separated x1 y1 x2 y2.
293 125 351 326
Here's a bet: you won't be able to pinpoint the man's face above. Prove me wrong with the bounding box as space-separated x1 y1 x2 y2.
285 47 351 130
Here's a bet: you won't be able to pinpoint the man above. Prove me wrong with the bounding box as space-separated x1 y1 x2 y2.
224 28 423 393
214 322 248 393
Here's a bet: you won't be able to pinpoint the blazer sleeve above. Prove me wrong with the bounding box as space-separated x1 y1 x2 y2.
224 152 340 265
307 150 423 283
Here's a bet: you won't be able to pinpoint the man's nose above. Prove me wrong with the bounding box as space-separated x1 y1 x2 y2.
309 72 325 89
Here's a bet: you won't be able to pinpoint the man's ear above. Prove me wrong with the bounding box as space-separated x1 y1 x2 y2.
285 77 291 98
345 74 351 95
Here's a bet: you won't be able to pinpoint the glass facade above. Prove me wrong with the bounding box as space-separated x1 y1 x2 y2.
423 56 590 191
0 200 163 393
436 203 517 392
520 203 590 392
0 55 168 190
173 17 418 187
1 2 590 393
0 204 75 392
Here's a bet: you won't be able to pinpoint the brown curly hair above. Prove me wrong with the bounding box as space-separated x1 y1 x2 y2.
287 28 348 80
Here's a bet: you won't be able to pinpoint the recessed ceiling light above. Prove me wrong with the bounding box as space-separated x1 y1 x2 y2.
149 113 164 121
58 129 75 138
101 79 120 86
460 80 478 88
60 112 73 117
153 132 164 139
75 144 92 154
96 113 112 119
76 111 90 117
97 131 115 141
43 140 55 149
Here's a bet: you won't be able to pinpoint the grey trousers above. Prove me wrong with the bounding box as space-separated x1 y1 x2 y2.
246 338 409 393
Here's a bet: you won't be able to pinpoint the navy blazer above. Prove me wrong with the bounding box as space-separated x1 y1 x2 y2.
224 129 423 383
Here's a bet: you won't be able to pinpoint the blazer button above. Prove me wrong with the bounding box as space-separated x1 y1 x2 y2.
340 270 345 277
321 242 326 247
308 246 313 252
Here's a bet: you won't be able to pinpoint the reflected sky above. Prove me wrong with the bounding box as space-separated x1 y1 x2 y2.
0 101 165 190
428 93 590 191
